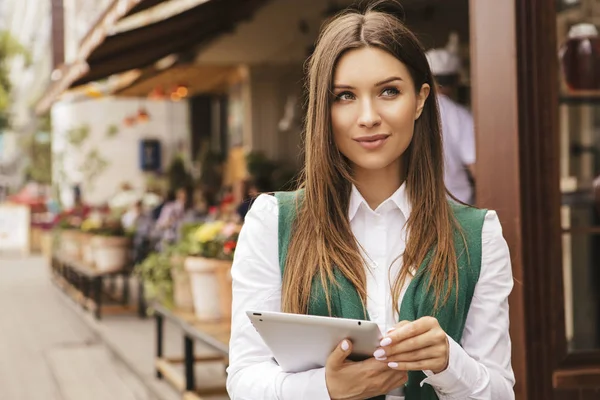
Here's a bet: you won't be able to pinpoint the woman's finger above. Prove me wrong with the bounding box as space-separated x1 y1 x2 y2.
384 343 447 363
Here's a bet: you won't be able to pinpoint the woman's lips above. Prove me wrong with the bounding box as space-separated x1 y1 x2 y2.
353 134 390 150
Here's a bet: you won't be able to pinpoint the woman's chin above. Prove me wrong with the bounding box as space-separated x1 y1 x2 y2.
349 157 401 172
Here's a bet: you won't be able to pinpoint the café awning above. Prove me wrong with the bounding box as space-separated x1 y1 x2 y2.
114 64 241 97
35 0 268 114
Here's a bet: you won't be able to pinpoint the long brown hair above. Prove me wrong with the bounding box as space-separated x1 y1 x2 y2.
282 0 461 316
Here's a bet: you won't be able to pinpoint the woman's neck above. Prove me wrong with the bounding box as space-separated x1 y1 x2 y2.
353 163 405 210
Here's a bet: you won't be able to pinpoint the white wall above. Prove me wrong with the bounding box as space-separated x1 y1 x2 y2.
51 97 190 207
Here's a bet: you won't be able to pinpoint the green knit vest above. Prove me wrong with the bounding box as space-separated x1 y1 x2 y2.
275 190 486 400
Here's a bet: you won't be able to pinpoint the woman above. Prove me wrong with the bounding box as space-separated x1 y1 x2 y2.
154 187 191 249
227 1 514 399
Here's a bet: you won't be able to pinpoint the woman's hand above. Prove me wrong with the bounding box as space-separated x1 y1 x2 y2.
325 339 408 400
373 317 450 374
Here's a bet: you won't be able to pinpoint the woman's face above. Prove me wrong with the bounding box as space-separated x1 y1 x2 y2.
331 47 429 175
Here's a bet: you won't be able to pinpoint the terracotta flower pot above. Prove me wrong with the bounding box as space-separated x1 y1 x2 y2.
184 256 232 321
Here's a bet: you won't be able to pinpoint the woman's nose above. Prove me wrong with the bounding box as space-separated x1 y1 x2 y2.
357 100 382 128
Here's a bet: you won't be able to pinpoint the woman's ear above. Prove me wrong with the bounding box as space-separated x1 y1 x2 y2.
415 83 430 120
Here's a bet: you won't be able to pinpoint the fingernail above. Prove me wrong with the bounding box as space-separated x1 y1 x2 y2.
386 327 395 333
375 356 387 361
341 340 349 351
388 362 399 369
380 337 392 347
373 348 386 358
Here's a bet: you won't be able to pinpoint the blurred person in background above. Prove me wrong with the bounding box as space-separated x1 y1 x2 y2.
426 34 476 205
151 190 175 221
121 200 144 232
155 187 191 247
236 179 260 221
182 187 209 224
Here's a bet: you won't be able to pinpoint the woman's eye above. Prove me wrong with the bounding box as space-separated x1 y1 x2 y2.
381 87 400 97
335 91 355 101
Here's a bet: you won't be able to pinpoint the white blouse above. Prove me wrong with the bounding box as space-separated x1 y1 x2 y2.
226 184 515 399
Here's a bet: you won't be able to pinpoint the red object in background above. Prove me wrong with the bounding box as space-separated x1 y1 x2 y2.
123 116 137 127
221 193 234 205
7 186 46 207
220 194 235 213
137 107 150 122
223 240 237 255
51 204 92 226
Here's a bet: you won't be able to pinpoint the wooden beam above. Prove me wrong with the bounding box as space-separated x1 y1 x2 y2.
35 0 145 115
553 367 600 389
155 358 185 391
469 0 527 399
51 0 64 69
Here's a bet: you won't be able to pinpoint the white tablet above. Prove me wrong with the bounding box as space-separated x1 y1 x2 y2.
246 310 382 373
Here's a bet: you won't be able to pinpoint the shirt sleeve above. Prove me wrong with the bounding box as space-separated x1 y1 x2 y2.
155 202 173 228
458 108 476 166
420 210 515 399
226 194 331 400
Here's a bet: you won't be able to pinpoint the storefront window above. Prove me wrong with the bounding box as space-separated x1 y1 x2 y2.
558 1 600 351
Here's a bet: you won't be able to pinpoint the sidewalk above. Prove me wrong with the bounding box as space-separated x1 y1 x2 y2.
58 276 229 400
1 255 227 400
0 254 155 400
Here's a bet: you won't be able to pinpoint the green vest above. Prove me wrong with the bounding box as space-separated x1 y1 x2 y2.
275 190 487 400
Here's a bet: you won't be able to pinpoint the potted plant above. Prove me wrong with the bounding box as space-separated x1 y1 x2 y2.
53 213 84 260
168 225 199 312
135 251 174 308
87 215 132 273
134 222 205 312
184 220 240 321
79 215 102 265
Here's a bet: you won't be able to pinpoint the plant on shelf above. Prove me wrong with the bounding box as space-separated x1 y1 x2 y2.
188 220 241 261
135 250 174 308
80 209 131 238
134 222 202 308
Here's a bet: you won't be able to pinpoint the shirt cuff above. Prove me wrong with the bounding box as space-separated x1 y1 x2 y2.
420 335 480 397
281 367 331 399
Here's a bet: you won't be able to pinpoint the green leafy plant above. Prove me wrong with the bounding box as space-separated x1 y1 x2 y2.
66 124 91 148
85 221 128 238
135 251 174 308
80 148 109 191
134 222 202 307
22 133 52 184
167 154 193 192
0 31 30 131
106 124 119 138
